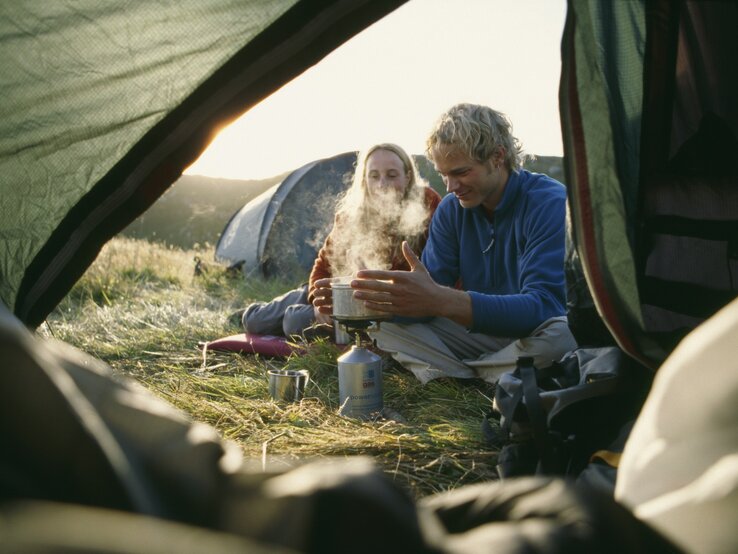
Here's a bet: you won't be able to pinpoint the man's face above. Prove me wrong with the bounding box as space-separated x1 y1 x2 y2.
432 146 507 215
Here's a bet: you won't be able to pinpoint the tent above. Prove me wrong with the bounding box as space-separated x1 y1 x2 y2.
215 151 356 279
0 0 406 329
1 0 734 365
1 1 737 552
213 151 446 281
561 0 738 368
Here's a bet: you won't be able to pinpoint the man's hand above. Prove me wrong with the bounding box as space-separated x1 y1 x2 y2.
352 242 472 326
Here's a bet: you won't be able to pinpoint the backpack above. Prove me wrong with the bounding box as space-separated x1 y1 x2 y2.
488 348 651 479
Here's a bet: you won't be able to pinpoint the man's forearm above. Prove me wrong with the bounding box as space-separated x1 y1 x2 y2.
435 286 473 328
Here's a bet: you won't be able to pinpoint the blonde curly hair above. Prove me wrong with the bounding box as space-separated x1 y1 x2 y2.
425 103 523 171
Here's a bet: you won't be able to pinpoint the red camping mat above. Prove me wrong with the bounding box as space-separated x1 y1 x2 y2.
202 333 302 358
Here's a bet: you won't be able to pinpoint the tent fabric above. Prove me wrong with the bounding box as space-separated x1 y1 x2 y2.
216 151 356 279
637 1 738 352
560 0 651 365
616 296 738 554
0 0 407 328
560 0 738 368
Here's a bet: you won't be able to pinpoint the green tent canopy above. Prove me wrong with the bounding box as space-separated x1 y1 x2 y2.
0 0 406 327
561 0 738 368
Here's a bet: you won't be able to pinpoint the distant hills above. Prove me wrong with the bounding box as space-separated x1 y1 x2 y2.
522 155 565 181
122 154 563 250
121 173 287 249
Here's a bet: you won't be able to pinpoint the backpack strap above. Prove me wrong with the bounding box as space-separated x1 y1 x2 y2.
518 357 553 473
499 385 524 439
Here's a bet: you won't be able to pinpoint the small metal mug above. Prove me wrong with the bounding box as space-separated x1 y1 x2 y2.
268 369 309 402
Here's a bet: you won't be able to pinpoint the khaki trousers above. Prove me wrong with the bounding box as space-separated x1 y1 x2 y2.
369 316 577 384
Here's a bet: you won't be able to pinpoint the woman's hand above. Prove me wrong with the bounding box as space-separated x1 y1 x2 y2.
311 278 334 323
313 305 333 325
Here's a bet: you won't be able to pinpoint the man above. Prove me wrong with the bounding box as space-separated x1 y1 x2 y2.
349 103 577 383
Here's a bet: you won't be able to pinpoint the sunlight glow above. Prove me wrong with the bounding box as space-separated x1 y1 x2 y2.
185 0 567 180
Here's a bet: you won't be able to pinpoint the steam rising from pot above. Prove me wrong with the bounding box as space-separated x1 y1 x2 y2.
326 183 431 276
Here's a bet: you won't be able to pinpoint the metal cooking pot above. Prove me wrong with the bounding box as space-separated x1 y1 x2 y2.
331 282 391 322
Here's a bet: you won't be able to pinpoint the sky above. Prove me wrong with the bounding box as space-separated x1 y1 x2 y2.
185 0 567 181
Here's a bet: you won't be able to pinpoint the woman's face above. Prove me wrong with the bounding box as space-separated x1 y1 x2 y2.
365 149 410 199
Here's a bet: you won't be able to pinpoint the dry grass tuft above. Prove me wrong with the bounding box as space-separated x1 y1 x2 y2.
44 237 500 499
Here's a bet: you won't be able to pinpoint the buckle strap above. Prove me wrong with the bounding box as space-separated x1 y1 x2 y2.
518 357 552 472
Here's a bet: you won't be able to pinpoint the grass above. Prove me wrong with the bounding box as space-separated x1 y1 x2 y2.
44 236 500 499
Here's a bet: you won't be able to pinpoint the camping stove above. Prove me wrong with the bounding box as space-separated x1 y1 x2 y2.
333 316 384 420
332 315 380 336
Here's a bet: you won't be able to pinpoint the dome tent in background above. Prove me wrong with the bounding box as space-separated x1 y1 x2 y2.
213 151 447 281
215 151 356 280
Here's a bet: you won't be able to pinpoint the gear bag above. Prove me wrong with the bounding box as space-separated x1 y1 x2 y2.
490 347 650 479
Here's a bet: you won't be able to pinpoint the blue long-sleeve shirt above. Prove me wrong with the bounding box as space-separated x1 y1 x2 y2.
421 169 567 337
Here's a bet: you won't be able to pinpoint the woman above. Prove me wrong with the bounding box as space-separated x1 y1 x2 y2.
240 143 441 339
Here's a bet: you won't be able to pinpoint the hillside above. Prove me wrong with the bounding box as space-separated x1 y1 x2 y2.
121 155 564 250
523 154 565 180
121 173 286 249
